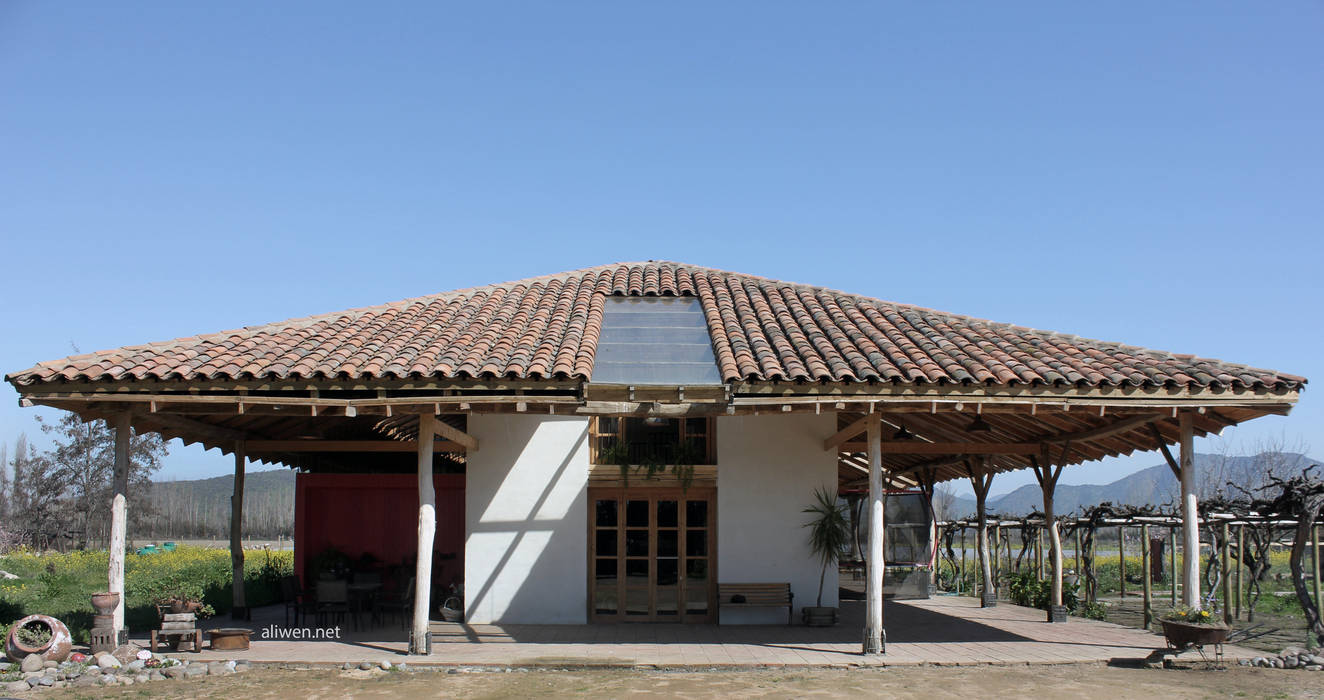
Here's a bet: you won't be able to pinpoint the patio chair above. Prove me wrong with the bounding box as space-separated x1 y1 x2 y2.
281 575 317 626
375 576 414 629
315 579 350 628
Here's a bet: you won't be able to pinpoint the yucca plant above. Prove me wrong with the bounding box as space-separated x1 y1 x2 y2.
802 487 850 608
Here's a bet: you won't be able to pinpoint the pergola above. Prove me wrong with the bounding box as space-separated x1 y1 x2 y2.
5 261 1306 654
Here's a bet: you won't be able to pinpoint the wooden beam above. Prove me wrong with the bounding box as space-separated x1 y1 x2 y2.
131 411 248 444
823 415 869 451
840 441 1039 455
243 439 463 453
433 420 478 451
1041 413 1158 445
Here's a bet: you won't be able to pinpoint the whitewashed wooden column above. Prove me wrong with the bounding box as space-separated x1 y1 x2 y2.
230 441 247 619
1179 411 1200 607
411 413 437 655
863 412 885 654
108 412 131 641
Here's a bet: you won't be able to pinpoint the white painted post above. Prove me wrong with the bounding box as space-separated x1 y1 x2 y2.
1179 411 1200 608
863 413 885 654
411 413 437 655
230 441 247 619
109 413 131 642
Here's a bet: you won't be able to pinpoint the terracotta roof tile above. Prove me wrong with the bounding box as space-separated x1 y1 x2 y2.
5 261 1307 393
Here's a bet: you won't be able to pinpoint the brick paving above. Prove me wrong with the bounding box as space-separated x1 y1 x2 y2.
156 595 1257 668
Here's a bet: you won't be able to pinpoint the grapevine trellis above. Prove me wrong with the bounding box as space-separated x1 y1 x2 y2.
935 480 1324 646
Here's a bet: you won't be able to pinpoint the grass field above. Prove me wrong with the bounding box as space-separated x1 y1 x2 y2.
0 546 294 642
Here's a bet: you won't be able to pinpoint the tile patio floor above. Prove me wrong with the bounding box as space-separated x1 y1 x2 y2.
138 595 1258 668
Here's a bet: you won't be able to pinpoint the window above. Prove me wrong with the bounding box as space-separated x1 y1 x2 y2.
590 417 716 465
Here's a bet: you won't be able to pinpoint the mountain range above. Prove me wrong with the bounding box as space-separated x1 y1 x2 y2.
939 452 1319 519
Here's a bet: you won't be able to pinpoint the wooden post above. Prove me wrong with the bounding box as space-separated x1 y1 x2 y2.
863 413 885 654
1220 521 1232 624
1142 523 1152 629
1235 524 1244 619
1076 526 1083 576
1179 412 1200 608
1314 525 1321 616
108 413 131 643
230 441 247 620
410 413 437 655
1036 527 1045 581
1033 447 1066 620
1118 526 1126 599
960 528 967 593
1169 527 1178 603
992 523 1001 595
968 460 996 607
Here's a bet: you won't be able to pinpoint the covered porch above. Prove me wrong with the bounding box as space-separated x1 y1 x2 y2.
160 593 1260 667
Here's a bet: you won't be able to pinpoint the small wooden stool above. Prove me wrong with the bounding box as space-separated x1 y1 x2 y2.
149 612 202 653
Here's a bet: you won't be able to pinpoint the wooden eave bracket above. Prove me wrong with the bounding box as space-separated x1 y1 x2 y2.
432 419 478 451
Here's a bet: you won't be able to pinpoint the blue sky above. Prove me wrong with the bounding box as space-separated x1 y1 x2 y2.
1 2 1319 496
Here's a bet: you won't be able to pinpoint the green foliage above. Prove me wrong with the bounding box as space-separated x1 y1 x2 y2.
1005 571 1081 613
599 438 705 489
0 545 293 642
802 487 850 607
1076 600 1108 621
1162 604 1221 626
14 619 51 646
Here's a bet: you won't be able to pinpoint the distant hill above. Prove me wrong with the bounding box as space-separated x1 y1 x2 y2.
147 469 295 539
938 452 1319 519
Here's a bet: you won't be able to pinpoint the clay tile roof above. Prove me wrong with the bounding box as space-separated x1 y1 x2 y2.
5 261 1308 393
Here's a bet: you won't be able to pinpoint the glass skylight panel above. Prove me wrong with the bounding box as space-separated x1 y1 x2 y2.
591 296 723 385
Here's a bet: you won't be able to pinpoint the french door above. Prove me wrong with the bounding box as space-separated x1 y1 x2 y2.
589 487 715 623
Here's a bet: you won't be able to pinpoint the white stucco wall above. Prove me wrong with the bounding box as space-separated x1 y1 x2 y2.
716 412 839 624
464 414 590 624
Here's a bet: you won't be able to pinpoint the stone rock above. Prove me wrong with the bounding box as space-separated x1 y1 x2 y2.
343 661 354 670
1285 656 1299 669
35 675 56 687
118 675 135 685
1310 655 1324 666
150 670 166 681
1273 658 1285 669
65 664 83 678
135 672 150 683
21 653 46 673
99 673 118 685
395 663 408 672
97 654 122 670
73 674 100 688
208 661 233 675
1281 646 1305 657
359 661 374 670
1306 665 1323 671
42 659 58 669
234 662 250 674
184 664 208 678
111 644 143 665
125 659 146 672
379 660 392 671
5 680 30 694
162 665 187 679
0 661 10 671
26 676 42 688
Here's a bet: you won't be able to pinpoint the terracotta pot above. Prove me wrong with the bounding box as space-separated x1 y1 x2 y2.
5 614 73 663
1160 619 1229 649
91 591 120 616
168 599 202 615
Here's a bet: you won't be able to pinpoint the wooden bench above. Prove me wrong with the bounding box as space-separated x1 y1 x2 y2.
149 612 202 653
717 583 794 625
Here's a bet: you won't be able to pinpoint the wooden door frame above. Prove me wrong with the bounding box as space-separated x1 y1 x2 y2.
587 486 717 623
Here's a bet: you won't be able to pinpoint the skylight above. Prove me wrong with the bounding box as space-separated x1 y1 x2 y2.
590 296 722 385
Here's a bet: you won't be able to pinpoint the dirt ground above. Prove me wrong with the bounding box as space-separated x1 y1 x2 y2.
37 665 1324 700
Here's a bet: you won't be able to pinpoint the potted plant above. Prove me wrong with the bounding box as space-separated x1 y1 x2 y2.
801 487 850 626
4 614 73 663
1160 605 1229 649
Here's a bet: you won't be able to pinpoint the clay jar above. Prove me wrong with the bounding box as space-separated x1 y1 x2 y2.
5 614 73 663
